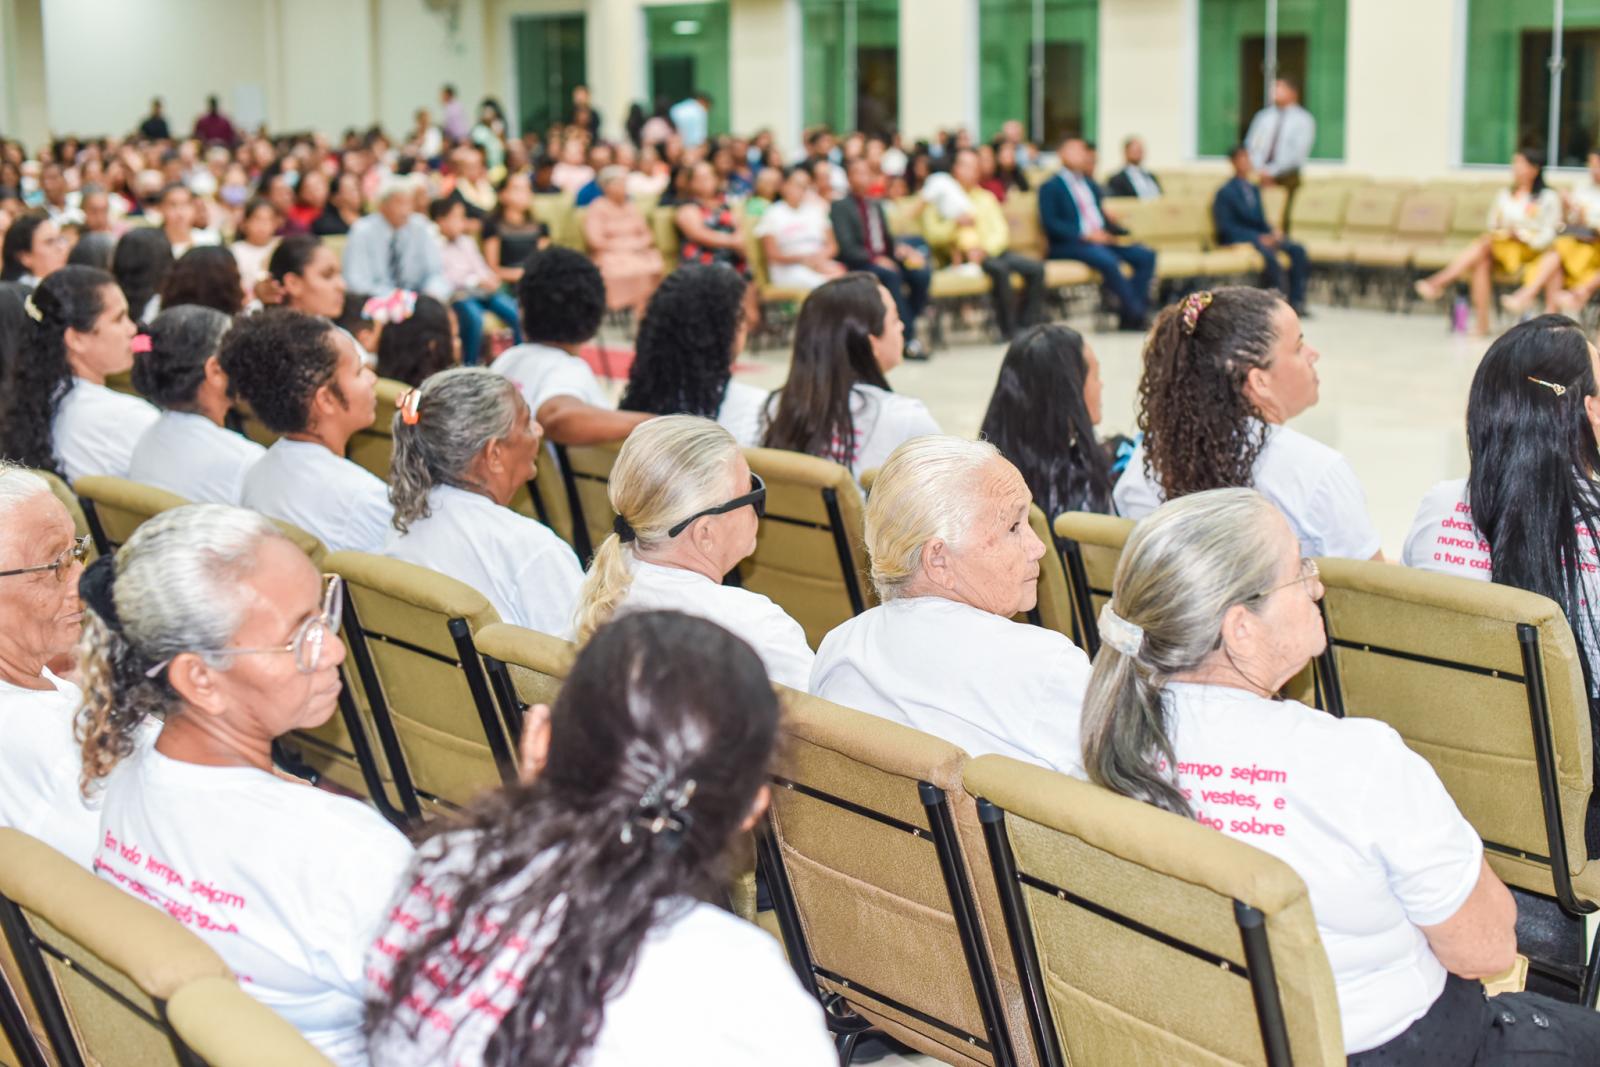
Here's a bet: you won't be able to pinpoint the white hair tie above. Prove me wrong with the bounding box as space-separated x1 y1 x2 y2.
1098 602 1145 658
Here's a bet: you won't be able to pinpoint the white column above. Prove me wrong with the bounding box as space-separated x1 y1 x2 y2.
1343 0 1459 177
587 0 645 141
1097 0 1190 168
899 0 976 140
730 0 801 147
2 0 49 148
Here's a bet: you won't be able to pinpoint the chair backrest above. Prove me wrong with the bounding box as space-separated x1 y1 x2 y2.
764 690 1025 1067
1050 512 1134 656
964 758 1344 1067
32 469 91 550
1392 190 1455 242
72 476 189 556
552 440 625 565
509 454 577 549
649 205 681 265
1016 505 1073 640
473 621 575 743
345 377 410 481
325 551 511 821
165 977 333 1066
267 518 328 569
739 447 874 648
1284 185 1348 241
1336 186 1403 240
0 829 235 1067
1004 190 1043 258
1313 558 1596 910
1259 185 1288 233
1138 198 1210 252
1449 185 1500 241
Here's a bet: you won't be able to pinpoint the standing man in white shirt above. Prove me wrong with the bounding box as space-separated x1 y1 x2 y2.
1244 76 1316 232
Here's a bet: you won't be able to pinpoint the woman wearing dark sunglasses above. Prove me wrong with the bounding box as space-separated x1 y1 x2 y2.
572 415 814 689
0 463 111 870
75 503 412 1067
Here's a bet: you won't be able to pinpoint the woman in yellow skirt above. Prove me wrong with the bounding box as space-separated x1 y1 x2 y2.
1554 150 1600 314
1415 149 1561 335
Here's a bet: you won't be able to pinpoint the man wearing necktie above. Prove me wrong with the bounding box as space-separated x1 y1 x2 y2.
1214 145 1310 315
343 173 451 304
1245 76 1316 233
1039 135 1157 331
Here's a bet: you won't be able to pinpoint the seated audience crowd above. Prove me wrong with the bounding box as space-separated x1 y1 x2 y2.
5 95 1600 1067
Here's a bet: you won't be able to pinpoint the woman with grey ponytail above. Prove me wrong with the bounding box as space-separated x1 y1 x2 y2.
385 367 582 636
1081 488 1600 1062
79 503 412 1067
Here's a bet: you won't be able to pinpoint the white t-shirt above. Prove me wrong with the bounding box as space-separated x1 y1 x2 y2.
1402 477 1600 687
240 438 392 554
364 836 836 1067
490 343 608 416
94 747 413 1067
128 411 266 506
1113 422 1381 559
384 484 583 636
810 597 1092 776
717 380 769 447
0 671 100 868
765 383 941 481
51 378 161 483
755 200 834 290
1161 682 1482 1053
614 558 815 689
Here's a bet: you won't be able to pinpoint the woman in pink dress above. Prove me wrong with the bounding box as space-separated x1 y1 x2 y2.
584 166 665 316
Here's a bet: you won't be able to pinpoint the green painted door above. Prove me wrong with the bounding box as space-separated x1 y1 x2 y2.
646 3 731 137
978 0 1099 144
801 0 900 136
515 14 587 137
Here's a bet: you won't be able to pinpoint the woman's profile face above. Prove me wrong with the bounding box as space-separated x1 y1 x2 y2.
69 283 138 378
1081 343 1103 426
287 245 346 319
869 285 905 372
1246 301 1320 423
1232 511 1327 690
1512 153 1537 189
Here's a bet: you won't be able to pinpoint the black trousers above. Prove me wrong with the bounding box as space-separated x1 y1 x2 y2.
1349 973 1600 1065
978 251 1044 339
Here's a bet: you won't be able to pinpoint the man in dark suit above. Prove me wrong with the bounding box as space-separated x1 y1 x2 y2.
1039 135 1156 331
1106 137 1162 199
1213 144 1310 315
832 157 932 358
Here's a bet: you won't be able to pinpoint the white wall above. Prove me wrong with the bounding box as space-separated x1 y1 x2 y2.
374 0 487 137
272 0 375 134
1098 0 1191 170
1344 0 1458 178
899 0 976 140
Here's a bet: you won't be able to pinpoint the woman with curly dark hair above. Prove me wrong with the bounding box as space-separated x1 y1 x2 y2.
159 245 244 316
979 323 1113 517
111 226 174 324
364 610 835 1067
375 293 458 386
224 310 387 553
620 265 764 444
0 265 156 480
127 305 264 505
1113 286 1382 558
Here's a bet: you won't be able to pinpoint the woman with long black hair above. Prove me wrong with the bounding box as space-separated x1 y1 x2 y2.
620 264 764 445
761 271 937 479
364 610 835 1067
1403 314 1600 851
979 323 1113 516
111 226 175 324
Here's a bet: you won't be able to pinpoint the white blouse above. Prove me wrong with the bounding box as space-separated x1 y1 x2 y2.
717 380 769 447
128 411 265 505
764 383 941 482
1489 187 1563 250
52 379 160 483
239 438 392 554
384 484 583 636
0 671 102 868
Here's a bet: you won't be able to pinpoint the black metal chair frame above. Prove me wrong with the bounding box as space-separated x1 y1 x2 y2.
78 497 116 558
1314 614 1600 1003
0 895 206 1067
553 443 604 565
338 592 517 826
1056 535 1105 658
974 799 1294 1067
745 484 868 618
758 776 1016 1067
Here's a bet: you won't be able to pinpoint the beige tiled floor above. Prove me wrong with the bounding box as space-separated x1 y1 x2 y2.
733 302 1493 559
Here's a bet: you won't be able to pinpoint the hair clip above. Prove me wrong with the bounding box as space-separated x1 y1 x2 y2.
395 388 422 425
620 777 697 847
1527 376 1568 397
1180 291 1213 336
612 514 637 544
22 295 42 323
363 289 418 326
131 334 152 354
1098 602 1145 658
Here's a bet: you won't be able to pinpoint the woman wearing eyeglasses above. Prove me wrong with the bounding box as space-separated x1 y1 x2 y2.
1083 487 1600 1061
572 415 814 689
76 504 412 1067
0 463 112 869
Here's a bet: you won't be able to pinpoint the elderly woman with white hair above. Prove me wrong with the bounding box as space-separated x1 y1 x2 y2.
1081 487 1600 1062
385 367 583 636
78 504 411 1067
809 435 1092 775
341 173 451 301
572 414 814 689
0 463 106 867
583 164 665 316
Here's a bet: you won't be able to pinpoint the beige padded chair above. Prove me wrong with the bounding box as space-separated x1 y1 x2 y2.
71 476 188 556
740 447 875 648
326 552 512 822
1013 506 1073 641
346 377 410 481
474 621 576 739
1050 512 1134 656
166 977 333 1066
964 757 1344 1067
31 470 93 565
1314 557 1600 1000
511 455 576 549
552 440 626 564
763 690 1028 1067
0 829 235 1067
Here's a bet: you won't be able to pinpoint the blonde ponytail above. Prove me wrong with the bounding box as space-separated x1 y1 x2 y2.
571 415 742 643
